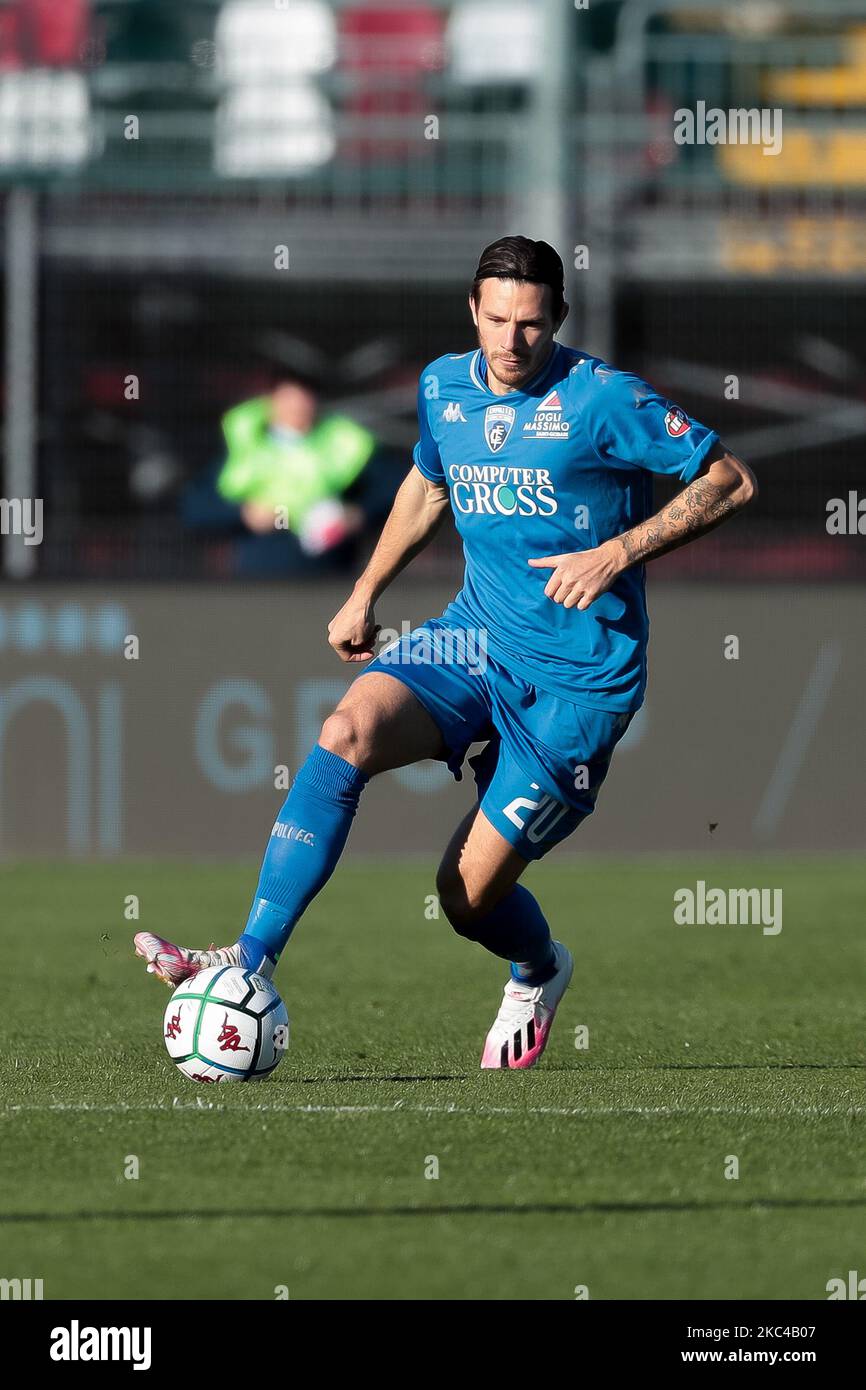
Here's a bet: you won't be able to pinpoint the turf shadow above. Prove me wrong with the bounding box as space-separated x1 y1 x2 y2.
295 1073 468 1084
7 1196 866 1223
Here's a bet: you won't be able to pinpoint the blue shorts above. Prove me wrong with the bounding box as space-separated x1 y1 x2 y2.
360 614 633 861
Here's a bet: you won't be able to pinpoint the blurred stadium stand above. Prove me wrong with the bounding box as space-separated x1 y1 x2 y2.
0 0 864 580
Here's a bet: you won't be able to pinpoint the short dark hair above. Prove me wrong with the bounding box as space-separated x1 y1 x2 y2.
471 236 565 318
267 363 321 395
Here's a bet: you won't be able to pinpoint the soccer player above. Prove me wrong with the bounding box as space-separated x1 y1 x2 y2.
136 237 756 1069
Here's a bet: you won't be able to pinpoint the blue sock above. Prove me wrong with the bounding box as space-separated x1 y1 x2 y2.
236 744 368 971
455 884 557 985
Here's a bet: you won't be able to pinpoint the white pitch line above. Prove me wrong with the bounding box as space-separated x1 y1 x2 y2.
753 638 843 837
2 1101 864 1119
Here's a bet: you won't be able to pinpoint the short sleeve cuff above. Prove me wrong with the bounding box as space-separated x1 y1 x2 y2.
412 441 444 483
679 430 721 484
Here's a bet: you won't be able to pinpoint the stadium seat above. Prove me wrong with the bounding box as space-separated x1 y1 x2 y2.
214 81 335 177
213 0 336 176
0 69 91 167
0 0 89 70
337 4 444 168
215 0 336 80
446 0 542 84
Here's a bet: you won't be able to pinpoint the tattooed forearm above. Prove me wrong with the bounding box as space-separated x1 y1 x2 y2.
616 463 750 570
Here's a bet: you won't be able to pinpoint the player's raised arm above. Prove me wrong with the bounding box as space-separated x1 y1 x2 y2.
528 443 755 611
614 444 756 569
327 464 450 661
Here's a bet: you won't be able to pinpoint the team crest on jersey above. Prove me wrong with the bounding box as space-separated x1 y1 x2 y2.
484 404 516 453
664 406 691 437
523 388 570 439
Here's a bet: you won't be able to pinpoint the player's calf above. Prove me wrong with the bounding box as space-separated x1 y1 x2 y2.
135 677 444 988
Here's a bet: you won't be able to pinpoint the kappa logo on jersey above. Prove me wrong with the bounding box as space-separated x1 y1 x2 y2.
442 401 467 423
664 406 691 438
524 387 570 439
484 403 516 453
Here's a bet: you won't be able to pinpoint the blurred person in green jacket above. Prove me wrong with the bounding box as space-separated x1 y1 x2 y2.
182 369 401 577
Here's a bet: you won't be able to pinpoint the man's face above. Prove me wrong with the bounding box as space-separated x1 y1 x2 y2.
469 279 566 393
270 381 317 433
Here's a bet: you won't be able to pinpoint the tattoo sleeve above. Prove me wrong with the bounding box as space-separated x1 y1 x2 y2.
617 472 740 568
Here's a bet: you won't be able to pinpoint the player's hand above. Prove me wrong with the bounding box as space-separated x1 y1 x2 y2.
240 501 278 534
327 591 381 662
528 541 622 610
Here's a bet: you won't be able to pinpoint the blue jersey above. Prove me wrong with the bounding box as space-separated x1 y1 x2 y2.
412 343 719 712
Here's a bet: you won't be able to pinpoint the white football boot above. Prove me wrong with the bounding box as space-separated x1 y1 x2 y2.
480 941 574 1070
133 932 268 987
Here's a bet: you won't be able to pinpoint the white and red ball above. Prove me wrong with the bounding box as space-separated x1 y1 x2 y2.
163 966 289 1083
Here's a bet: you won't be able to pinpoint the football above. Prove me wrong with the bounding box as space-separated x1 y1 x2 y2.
163 966 289 1083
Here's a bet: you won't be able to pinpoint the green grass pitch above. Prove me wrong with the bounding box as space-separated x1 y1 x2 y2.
2 857 864 1301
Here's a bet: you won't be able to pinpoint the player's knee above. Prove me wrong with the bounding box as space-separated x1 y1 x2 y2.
319 707 375 772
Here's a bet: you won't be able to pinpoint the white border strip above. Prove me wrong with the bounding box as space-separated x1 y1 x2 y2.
3 1100 863 1119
